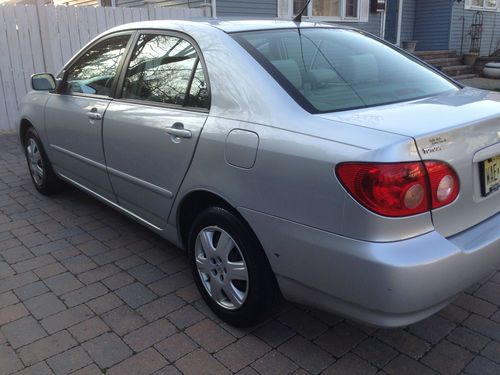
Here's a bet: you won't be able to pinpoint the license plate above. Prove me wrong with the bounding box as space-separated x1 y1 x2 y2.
481 155 500 197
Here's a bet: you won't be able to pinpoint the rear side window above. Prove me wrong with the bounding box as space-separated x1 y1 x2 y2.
65 35 130 96
122 34 209 109
233 28 458 113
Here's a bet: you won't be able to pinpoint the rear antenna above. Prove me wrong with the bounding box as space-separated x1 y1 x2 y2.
293 0 313 23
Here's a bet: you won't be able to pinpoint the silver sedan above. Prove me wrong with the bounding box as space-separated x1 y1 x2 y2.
19 20 500 327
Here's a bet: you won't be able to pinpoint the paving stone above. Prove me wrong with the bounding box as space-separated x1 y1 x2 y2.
148 272 193 296
18 232 50 248
157 256 189 276
78 264 120 285
61 282 108 307
474 282 500 306
447 326 490 353
18 330 77 366
384 354 437 375
1 246 34 264
86 293 123 315
77 240 109 258
1 316 47 349
167 304 204 329
454 294 498 317
124 318 176 352
31 240 71 256
82 333 133 369
137 294 185 322
12 254 55 274
0 291 19 308
51 246 80 261
34 262 66 279
376 329 431 359
315 323 367 357
24 292 66 320
0 272 38 294
115 282 157 308
44 272 84 296
46 346 92 375
41 305 94 334
253 320 296 348
278 335 334 375
0 261 15 279
92 248 132 266
70 364 102 375
0 303 29 325
323 353 376 375
278 308 329 340
463 314 500 341
353 337 398 368
408 315 456 344
251 350 298 375
186 319 236 353
464 356 500 375
176 348 231 375
421 340 474 374
102 272 135 290
102 305 146 336
107 348 168 375
12 361 53 375
0 344 23 374
482 341 500 364
68 317 109 343
128 263 165 284
215 335 271 373
155 332 198 362
14 281 49 300
114 255 145 270
176 284 201 304
152 365 182 375
61 255 97 274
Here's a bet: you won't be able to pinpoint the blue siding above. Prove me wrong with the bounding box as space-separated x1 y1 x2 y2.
217 0 277 17
450 3 500 56
346 12 383 37
413 0 452 51
400 0 416 42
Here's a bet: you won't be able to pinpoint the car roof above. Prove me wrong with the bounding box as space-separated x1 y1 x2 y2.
106 18 344 35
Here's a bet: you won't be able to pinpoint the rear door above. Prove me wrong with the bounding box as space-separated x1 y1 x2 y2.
103 31 210 228
45 33 132 201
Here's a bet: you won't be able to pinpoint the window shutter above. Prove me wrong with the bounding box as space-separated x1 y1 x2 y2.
360 0 369 21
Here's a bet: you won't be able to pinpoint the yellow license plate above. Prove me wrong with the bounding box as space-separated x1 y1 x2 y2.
482 155 500 197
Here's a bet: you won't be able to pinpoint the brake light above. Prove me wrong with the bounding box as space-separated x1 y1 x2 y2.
335 161 459 217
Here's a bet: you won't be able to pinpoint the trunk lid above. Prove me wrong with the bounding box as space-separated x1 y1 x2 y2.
319 87 500 237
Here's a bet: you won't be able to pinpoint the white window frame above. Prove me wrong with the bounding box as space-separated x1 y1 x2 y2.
466 0 500 12
286 0 369 22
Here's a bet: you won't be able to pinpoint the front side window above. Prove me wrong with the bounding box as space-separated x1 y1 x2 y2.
122 34 209 108
234 28 458 113
65 35 130 96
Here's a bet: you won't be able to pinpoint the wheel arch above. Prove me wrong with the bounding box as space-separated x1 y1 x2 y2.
19 118 34 147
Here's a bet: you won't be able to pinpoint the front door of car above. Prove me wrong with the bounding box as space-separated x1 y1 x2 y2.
44 33 132 202
103 32 210 228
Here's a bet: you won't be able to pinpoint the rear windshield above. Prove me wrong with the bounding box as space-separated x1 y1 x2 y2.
232 28 458 113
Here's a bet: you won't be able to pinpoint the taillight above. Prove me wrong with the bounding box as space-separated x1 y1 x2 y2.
335 161 459 217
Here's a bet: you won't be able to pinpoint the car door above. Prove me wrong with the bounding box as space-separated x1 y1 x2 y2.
44 32 133 202
103 32 210 228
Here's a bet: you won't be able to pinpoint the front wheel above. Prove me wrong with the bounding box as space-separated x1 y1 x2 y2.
188 207 280 327
24 127 65 195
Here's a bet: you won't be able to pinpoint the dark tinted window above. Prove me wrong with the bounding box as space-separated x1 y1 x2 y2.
122 34 208 108
234 29 458 113
66 35 130 96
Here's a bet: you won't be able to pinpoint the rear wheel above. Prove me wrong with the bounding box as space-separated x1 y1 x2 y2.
24 127 64 195
188 207 280 326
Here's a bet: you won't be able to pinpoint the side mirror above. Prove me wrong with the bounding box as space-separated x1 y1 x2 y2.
31 73 56 91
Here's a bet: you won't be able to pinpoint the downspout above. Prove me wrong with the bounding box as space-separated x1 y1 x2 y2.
380 8 386 38
212 0 217 18
396 0 404 46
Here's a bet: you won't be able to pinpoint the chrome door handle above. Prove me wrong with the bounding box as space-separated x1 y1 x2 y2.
87 111 102 120
165 123 192 139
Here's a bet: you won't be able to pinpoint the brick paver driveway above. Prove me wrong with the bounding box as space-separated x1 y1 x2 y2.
1 132 500 375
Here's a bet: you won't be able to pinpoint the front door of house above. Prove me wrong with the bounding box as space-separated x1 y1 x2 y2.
385 0 399 44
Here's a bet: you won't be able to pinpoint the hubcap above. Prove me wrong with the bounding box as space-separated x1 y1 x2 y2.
195 226 249 310
26 138 44 186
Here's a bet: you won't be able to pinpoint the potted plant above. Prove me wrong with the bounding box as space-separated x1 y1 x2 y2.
464 52 479 66
402 40 418 52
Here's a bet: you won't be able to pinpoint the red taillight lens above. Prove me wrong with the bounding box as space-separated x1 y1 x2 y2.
423 161 460 209
336 161 459 217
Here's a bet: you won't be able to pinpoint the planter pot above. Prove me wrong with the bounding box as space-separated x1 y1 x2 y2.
483 62 500 79
464 53 479 66
402 40 417 52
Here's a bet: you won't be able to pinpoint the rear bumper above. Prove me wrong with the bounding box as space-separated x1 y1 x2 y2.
240 208 500 327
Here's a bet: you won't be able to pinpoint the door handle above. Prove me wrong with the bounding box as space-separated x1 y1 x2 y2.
87 108 102 121
165 122 192 139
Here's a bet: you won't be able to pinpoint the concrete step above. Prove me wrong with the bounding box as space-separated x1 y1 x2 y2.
454 73 479 80
414 50 457 60
423 57 463 68
441 65 474 77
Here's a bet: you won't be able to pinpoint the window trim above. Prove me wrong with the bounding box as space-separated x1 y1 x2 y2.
466 0 499 12
288 0 364 22
114 29 211 113
56 31 136 100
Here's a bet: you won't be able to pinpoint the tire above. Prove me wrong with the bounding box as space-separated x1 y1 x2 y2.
24 127 65 195
188 207 280 327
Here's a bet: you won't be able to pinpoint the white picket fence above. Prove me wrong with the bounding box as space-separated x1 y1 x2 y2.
0 4 207 130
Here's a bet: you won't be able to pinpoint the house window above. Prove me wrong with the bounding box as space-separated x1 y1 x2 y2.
292 0 360 19
470 0 498 10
